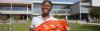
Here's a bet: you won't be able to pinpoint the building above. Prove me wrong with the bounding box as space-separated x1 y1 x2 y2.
80 0 91 20
0 0 33 22
0 0 79 22
69 2 80 20
92 0 100 7
33 0 80 19
80 0 100 20
76 0 100 21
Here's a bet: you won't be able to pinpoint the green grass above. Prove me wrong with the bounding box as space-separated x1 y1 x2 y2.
11 20 31 31
0 21 100 31
0 20 32 31
70 23 100 31
0 24 10 31
12 24 30 31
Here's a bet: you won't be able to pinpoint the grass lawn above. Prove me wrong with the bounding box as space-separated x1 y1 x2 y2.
0 24 10 31
70 23 100 31
11 20 31 31
0 20 32 31
0 20 100 31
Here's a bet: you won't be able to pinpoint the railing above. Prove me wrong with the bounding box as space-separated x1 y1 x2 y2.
33 9 70 15
0 9 71 15
0 9 32 11
81 3 91 6
81 8 90 13
0 9 32 14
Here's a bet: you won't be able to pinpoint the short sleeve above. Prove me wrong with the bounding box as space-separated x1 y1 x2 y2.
30 18 35 28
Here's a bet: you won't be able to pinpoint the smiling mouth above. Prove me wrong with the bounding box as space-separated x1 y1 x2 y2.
42 9 50 13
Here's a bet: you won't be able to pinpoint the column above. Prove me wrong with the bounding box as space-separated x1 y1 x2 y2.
27 15 29 20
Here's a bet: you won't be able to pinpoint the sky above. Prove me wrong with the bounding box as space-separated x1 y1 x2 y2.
0 0 80 4
34 0 80 3
51 0 79 2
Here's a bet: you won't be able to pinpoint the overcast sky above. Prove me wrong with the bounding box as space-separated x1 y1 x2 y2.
0 0 80 4
34 0 79 3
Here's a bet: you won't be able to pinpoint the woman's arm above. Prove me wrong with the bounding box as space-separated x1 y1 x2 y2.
30 27 34 31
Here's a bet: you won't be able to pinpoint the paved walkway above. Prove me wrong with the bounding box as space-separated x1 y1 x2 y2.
68 20 100 25
0 20 27 24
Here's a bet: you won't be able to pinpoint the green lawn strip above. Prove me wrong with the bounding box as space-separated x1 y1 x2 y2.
12 20 31 31
0 20 100 31
0 24 10 31
70 23 100 31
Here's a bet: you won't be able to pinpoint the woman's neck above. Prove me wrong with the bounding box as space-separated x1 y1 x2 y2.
42 13 50 20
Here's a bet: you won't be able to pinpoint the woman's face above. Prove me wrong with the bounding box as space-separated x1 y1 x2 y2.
41 2 52 14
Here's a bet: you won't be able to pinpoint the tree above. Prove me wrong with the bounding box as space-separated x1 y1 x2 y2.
53 15 65 19
90 7 100 18
90 7 100 23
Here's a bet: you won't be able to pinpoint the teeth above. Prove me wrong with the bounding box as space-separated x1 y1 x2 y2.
44 10 47 11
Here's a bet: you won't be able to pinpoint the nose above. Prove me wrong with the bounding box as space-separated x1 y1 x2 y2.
43 6 48 9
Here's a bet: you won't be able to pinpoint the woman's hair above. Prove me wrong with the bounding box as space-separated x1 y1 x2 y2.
42 0 53 6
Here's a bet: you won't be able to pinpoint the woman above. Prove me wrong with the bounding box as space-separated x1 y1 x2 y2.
30 0 70 31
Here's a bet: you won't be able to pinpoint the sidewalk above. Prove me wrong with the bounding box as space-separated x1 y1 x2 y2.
68 20 100 25
0 20 27 24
